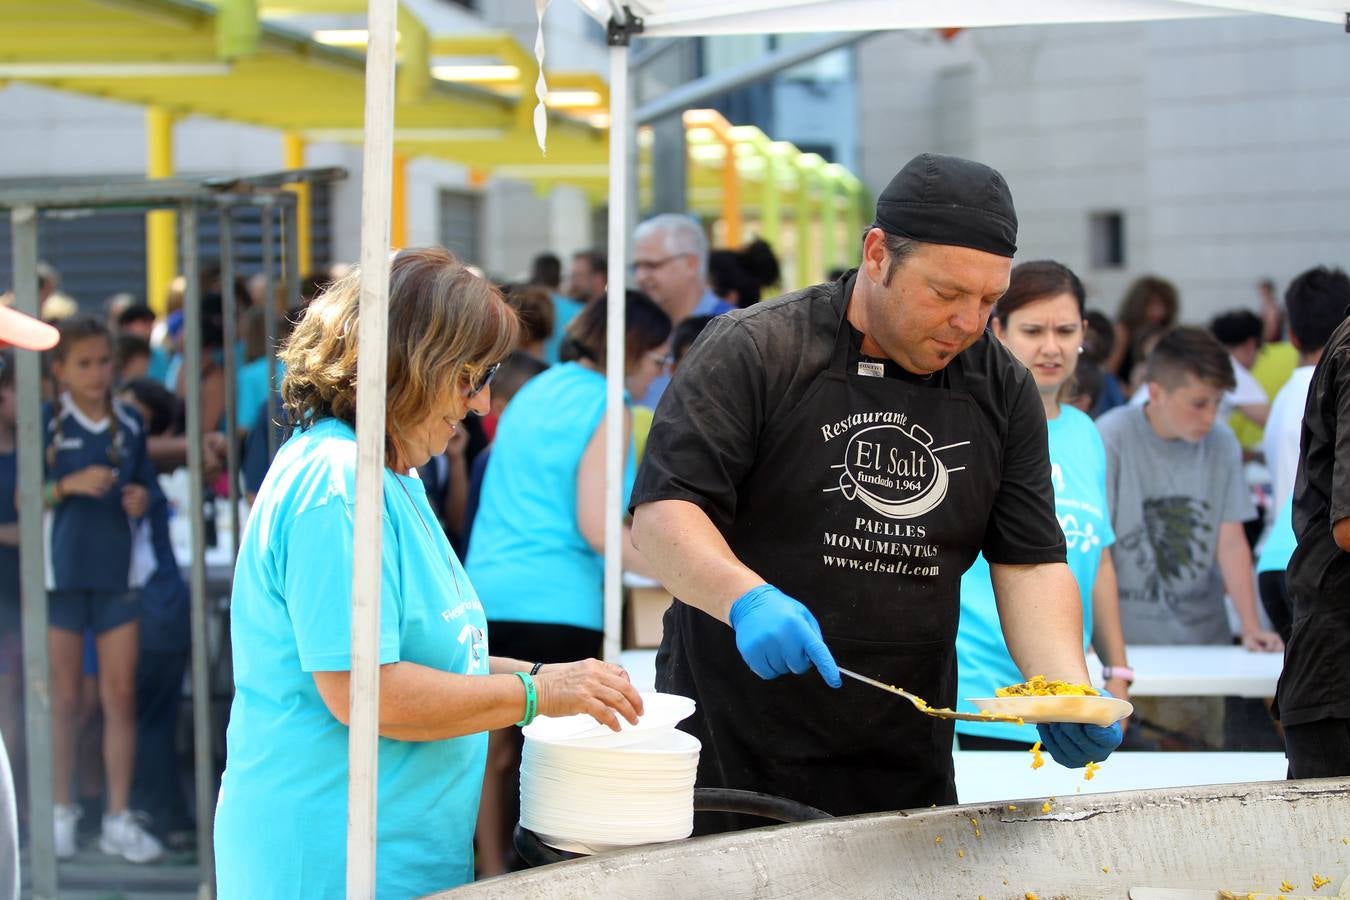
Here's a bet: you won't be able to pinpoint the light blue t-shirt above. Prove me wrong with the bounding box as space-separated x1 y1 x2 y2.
544 293 585 365
955 405 1116 742
1256 495 1296 574
236 356 286 430
466 363 635 631
215 418 489 900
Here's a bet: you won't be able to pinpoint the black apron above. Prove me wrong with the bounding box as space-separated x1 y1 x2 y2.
656 275 1003 824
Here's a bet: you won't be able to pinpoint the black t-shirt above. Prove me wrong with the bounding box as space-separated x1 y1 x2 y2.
1279 311 1350 725
630 276 1064 568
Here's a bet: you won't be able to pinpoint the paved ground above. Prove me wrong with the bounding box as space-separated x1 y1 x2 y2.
19 844 201 899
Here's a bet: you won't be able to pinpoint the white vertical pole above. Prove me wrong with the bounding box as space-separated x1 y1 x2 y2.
347 0 397 895
602 42 630 665
12 205 57 900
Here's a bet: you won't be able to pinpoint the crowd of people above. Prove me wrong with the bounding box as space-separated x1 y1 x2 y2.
0 151 1345 897
0 221 779 874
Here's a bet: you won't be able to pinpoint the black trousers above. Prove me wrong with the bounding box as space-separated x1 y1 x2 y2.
1285 717 1350 779
132 648 191 832
1257 570 1292 644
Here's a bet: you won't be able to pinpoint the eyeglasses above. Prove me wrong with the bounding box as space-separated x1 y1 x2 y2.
645 351 675 369
631 253 692 274
466 361 500 398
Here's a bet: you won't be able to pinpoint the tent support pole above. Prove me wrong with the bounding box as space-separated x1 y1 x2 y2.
602 18 636 665
348 0 397 895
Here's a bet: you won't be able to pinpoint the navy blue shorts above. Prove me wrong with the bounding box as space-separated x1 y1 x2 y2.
48 589 140 635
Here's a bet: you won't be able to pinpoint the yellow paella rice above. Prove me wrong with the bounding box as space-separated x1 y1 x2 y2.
996 675 1099 697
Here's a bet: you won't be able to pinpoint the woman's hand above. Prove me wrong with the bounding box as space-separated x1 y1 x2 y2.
202 431 228 480
63 465 118 498
533 659 644 732
121 483 149 518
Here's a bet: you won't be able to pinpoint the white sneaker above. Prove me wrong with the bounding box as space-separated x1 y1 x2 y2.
99 810 164 864
53 803 81 859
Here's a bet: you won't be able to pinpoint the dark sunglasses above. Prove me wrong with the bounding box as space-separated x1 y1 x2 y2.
466 361 501 398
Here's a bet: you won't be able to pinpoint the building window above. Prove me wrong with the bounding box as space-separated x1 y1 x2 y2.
439 189 482 268
1089 212 1125 270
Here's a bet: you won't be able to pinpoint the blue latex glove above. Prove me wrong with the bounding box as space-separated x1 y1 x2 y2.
1036 690 1124 769
728 584 841 688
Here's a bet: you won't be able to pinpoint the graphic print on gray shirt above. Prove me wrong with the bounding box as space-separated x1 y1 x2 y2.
1096 404 1254 645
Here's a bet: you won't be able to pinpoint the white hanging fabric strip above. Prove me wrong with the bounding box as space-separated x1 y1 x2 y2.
533 0 552 153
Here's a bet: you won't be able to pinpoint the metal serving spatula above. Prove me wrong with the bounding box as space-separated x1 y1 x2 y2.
837 666 1024 724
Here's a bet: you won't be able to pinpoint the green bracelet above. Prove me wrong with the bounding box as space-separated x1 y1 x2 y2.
513 671 538 728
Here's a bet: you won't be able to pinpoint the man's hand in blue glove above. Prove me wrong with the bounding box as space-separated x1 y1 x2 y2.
728 584 841 688
1035 719 1123 768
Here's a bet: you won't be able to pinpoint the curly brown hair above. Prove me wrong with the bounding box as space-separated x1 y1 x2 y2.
280 247 518 465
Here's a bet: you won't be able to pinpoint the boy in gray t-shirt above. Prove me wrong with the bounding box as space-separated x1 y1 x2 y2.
1097 327 1282 651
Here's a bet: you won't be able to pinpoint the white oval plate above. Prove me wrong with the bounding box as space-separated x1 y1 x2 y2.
522 692 696 748
968 695 1133 726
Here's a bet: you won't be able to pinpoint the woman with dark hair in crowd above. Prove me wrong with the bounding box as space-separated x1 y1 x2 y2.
1106 275 1179 384
214 248 642 898
709 238 781 309
501 283 555 362
955 260 1132 751
466 289 669 876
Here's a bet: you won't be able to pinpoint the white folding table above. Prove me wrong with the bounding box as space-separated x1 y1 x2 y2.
621 644 1283 699
954 751 1287 804
1089 645 1282 698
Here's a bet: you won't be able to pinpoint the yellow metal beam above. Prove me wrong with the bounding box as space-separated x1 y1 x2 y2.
257 0 363 12
391 153 408 249
395 5 428 105
145 106 176 314
282 132 311 276
683 109 740 248
429 33 537 133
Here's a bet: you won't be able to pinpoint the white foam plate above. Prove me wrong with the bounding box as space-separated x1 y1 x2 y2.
522 692 695 748
968 694 1133 726
533 829 693 856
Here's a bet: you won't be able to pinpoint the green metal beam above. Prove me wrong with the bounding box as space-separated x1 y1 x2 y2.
215 0 259 59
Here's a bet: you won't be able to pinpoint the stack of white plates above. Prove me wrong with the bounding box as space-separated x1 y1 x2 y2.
520 692 699 855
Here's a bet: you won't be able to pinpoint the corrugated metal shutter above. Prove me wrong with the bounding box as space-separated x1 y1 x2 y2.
0 207 146 311
438 189 482 268
0 181 332 310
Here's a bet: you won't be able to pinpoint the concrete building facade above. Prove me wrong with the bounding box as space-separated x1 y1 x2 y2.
858 16 1350 322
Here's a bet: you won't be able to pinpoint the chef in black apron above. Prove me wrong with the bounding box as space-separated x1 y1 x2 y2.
630 154 1120 825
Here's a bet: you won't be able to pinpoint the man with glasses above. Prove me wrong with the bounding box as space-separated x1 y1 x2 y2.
632 214 733 406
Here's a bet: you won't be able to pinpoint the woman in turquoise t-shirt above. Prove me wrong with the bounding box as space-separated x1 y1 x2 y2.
214 249 645 900
955 261 1133 750
466 290 670 876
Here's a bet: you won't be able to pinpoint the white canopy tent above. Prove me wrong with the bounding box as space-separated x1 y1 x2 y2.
580 0 1349 677
575 0 1346 35
342 1 1346 895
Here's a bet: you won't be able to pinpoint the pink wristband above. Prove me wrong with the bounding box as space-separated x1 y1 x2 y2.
1101 665 1135 683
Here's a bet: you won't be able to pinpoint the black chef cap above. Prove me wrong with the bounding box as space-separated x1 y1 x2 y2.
872 153 1017 258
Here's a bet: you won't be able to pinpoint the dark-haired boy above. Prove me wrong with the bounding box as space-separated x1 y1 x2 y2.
1099 326 1282 649
1098 327 1283 745
1276 296 1350 778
